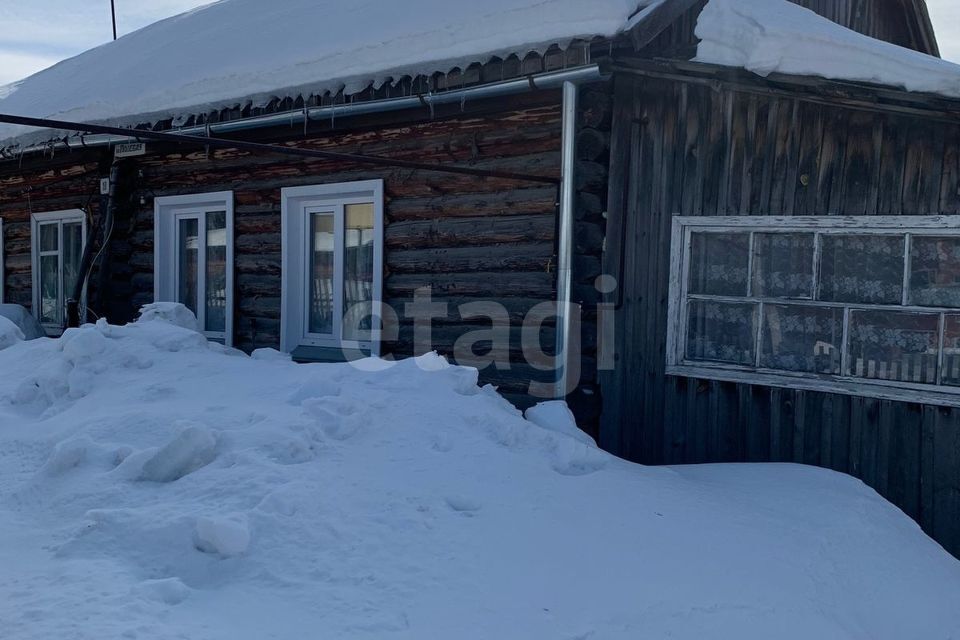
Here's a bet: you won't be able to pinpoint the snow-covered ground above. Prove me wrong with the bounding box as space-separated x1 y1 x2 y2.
1 308 959 639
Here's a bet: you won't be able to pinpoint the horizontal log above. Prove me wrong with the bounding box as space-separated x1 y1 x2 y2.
387 243 553 274
387 271 554 297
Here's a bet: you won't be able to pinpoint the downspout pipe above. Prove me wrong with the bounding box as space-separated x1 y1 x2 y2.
554 80 579 400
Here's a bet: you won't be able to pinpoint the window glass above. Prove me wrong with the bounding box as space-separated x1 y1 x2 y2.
942 315 960 387
309 213 335 335
39 254 59 324
760 304 843 374
39 223 58 253
205 212 227 333
752 233 815 299
686 300 756 366
62 222 83 303
343 203 375 342
847 310 940 384
819 234 904 304
178 218 199 317
909 236 960 308
688 232 749 296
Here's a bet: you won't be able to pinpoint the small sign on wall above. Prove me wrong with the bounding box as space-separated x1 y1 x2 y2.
114 142 146 158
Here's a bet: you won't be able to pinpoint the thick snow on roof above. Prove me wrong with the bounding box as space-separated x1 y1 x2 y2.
0 0 647 145
695 0 960 97
1 309 960 638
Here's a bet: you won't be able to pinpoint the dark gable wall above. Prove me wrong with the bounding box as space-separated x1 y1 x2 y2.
600 71 960 557
0 95 566 405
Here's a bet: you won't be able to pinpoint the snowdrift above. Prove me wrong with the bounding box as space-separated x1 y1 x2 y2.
696 0 960 98
0 311 959 639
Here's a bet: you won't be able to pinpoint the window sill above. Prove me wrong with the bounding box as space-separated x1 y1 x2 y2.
666 363 960 408
291 344 373 364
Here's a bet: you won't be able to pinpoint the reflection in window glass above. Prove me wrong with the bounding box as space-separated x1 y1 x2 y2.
752 233 815 299
343 203 375 342
178 218 199 317
39 254 58 324
909 236 960 308
688 232 749 296
205 212 227 333
819 235 904 304
686 300 756 366
62 222 83 303
761 304 843 374
943 315 960 387
39 223 58 252
847 310 939 384
309 214 335 335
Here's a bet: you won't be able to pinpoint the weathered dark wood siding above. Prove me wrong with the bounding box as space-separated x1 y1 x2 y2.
0 96 567 403
600 70 960 557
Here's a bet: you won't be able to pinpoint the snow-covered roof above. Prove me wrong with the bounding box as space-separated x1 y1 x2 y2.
695 0 960 98
0 0 650 146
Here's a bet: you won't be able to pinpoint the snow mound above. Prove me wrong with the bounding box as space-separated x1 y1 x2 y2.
0 315 24 350
0 304 45 340
695 0 960 98
0 318 958 639
137 302 201 332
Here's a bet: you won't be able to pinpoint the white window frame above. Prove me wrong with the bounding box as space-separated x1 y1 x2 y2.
30 209 87 333
154 191 234 345
667 215 960 407
280 180 384 355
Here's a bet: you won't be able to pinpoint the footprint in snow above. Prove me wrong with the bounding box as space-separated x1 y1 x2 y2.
445 496 482 516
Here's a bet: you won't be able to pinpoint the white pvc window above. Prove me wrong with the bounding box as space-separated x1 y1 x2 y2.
280 180 384 354
30 210 86 332
155 192 234 344
667 216 960 406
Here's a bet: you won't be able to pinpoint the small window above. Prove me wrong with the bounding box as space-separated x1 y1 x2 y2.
30 210 86 333
280 180 384 356
667 216 960 406
154 192 234 344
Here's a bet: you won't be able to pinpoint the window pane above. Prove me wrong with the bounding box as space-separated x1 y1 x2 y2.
39 223 58 252
62 222 83 302
942 315 960 387
686 300 757 366
752 233 815 299
688 232 749 296
760 304 843 374
39 254 59 324
178 218 199 317
204 212 227 333
819 235 904 304
309 214 335 335
343 203 375 342
847 310 939 384
909 237 960 308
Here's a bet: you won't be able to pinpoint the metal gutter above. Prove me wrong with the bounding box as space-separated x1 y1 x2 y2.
4 65 604 159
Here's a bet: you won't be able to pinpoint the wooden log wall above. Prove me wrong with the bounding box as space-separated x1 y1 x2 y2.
0 95 574 406
600 72 960 558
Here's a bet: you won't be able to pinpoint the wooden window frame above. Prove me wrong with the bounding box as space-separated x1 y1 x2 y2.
280 180 384 355
30 209 87 334
667 215 960 407
154 192 235 345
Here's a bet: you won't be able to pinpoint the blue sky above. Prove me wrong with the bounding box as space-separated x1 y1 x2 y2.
0 0 958 86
